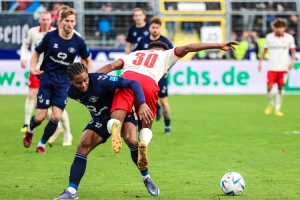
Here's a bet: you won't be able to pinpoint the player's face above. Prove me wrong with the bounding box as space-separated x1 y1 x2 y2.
39 13 52 29
275 27 285 36
61 14 76 34
133 11 146 24
149 23 160 37
71 72 89 92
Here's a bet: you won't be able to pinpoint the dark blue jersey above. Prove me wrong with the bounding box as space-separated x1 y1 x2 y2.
126 23 150 49
67 73 145 122
35 30 90 85
135 35 174 51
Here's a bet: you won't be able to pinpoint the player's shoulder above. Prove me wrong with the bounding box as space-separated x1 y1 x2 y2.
67 84 75 97
28 26 40 34
127 24 136 31
73 29 81 37
284 32 294 39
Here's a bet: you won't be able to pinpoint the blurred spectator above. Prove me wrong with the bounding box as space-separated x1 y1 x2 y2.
51 3 61 26
182 22 194 40
288 14 298 46
165 3 177 41
114 34 126 49
8 1 29 12
145 1 154 11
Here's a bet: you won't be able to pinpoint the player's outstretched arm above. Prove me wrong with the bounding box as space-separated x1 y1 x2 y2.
96 60 123 74
80 56 93 73
175 41 239 57
30 51 43 76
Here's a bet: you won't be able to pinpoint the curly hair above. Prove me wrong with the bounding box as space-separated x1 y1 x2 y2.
67 62 88 80
148 41 170 50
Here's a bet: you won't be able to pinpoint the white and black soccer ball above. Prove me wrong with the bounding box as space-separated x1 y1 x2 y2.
220 172 245 195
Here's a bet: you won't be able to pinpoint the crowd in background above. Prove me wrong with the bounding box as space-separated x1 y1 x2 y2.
1 0 299 60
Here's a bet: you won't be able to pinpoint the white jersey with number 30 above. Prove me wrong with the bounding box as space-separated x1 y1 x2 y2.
119 48 182 83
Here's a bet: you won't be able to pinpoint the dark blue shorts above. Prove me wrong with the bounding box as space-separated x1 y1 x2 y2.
36 80 69 110
84 114 137 143
158 76 168 98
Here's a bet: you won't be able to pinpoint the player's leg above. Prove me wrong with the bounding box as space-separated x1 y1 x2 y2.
54 122 108 200
265 71 275 115
274 72 287 116
21 74 39 132
156 77 165 121
36 105 63 153
60 109 73 146
156 102 162 121
47 108 64 147
36 84 68 153
122 116 159 197
159 98 171 134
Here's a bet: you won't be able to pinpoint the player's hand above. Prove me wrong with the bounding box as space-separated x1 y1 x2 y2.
30 68 44 76
258 63 262 72
138 103 154 124
20 59 27 69
220 41 239 51
288 63 294 70
164 71 168 78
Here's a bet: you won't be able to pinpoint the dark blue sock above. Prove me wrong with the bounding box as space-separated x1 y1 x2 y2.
156 102 161 110
130 144 139 166
69 152 87 190
41 118 58 142
164 116 170 128
141 168 149 176
29 115 41 131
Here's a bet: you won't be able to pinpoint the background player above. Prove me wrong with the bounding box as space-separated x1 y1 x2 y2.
48 4 81 146
19 11 61 132
258 18 296 116
22 8 93 153
125 8 150 54
135 16 173 134
54 63 158 199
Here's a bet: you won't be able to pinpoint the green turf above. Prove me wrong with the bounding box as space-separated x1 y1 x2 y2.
0 95 299 200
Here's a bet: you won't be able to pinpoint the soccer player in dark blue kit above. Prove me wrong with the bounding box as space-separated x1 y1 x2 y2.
135 16 173 134
54 63 157 199
125 8 150 54
22 8 93 153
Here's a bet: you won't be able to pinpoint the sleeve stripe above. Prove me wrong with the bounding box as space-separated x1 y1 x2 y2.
174 47 183 58
119 59 124 69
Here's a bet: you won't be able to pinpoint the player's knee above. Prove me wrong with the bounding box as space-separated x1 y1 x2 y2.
51 113 62 122
28 90 37 100
77 141 92 155
123 134 137 149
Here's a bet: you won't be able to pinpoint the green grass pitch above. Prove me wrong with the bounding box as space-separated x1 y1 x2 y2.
0 95 299 200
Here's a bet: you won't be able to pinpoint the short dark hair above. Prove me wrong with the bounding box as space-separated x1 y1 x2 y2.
148 41 170 50
150 16 161 26
67 62 88 80
273 18 287 28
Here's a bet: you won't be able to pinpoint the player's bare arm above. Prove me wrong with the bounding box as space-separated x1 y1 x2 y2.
125 42 132 54
289 48 296 70
175 41 239 57
80 56 93 73
30 51 43 76
20 42 30 69
96 59 123 74
258 48 268 72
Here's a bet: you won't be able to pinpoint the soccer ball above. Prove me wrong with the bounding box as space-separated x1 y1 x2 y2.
220 172 245 195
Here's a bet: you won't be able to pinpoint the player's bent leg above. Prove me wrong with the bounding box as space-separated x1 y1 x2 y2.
36 106 63 153
54 130 103 200
265 84 275 115
23 108 47 148
156 102 162 121
108 110 128 153
160 97 171 134
21 88 38 132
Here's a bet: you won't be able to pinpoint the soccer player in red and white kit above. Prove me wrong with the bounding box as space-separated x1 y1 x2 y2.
97 41 238 187
258 18 296 116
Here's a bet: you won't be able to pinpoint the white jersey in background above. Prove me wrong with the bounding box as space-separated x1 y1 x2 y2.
119 48 181 83
20 26 55 69
264 32 296 71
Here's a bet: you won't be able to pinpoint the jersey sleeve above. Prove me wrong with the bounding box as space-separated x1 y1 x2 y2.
78 38 90 59
166 39 174 49
126 26 133 43
162 48 182 71
20 29 32 59
118 54 131 69
264 35 270 49
289 35 296 49
35 32 49 54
